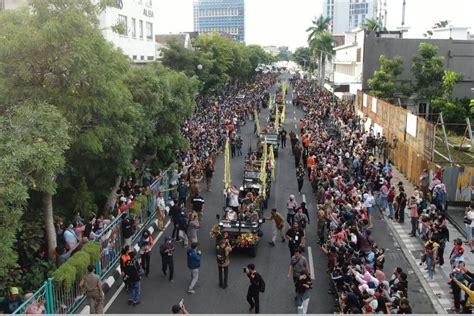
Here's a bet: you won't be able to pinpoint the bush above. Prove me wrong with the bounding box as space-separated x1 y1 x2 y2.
68 251 90 280
52 263 76 290
82 242 101 264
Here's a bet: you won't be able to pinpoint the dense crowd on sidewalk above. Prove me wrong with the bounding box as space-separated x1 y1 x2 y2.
289 77 414 313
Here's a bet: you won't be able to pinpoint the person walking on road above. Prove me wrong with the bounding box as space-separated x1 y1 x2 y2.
286 222 305 257
80 265 104 314
177 209 189 246
139 230 154 277
296 165 305 194
286 195 298 226
192 194 205 222
216 238 232 288
204 160 214 192
294 144 302 168
266 208 286 246
287 247 309 289
294 207 309 232
124 251 142 306
245 264 264 314
187 242 202 294
280 128 287 148
295 271 312 314
169 200 181 240
160 236 175 282
187 212 200 244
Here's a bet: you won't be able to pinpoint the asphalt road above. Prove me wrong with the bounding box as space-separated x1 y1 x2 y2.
106 76 435 314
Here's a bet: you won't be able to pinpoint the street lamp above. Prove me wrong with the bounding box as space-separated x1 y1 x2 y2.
197 64 203 70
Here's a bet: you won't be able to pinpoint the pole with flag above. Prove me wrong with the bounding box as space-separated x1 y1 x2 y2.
224 138 231 189
281 81 286 124
269 145 275 180
254 110 260 135
259 141 267 197
274 101 280 132
268 93 273 111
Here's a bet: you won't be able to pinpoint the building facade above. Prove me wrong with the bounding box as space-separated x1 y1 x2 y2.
323 0 377 34
332 29 474 99
99 0 156 63
193 0 245 43
1 0 155 63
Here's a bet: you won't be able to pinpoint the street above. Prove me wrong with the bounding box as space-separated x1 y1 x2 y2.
106 78 435 314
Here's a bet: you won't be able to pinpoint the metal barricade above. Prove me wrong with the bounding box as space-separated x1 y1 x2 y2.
13 170 173 315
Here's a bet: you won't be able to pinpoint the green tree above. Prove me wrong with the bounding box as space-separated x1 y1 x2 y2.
411 43 445 103
0 101 70 284
442 70 463 101
368 55 404 98
292 47 312 69
306 15 331 42
0 0 142 254
125 64 199 172
363 18 386 32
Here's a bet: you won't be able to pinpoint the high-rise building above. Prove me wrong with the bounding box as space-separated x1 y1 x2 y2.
193 0 245 43
0 0 156 63
323 0 377 34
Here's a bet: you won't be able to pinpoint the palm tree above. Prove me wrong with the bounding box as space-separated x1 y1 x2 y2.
309 31 334 84
306 15 331 43
306 15 334 85
363 18 386 32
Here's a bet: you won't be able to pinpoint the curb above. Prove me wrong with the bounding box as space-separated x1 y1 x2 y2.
381 207 447 314
80 219 160 314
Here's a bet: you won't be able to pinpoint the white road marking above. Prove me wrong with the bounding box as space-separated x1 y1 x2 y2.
302 194 306 203
296 135 299 140
307 246 316 280
295 123 297 128
103 220 171 313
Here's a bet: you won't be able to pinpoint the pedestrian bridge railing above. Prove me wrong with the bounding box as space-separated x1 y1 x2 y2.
13 173 173 314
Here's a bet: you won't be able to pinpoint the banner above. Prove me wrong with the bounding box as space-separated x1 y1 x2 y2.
268 94 273 111
259 142 267 197
274 102 280 131
269 145 275 180
254 110 260 135
224 138 231 189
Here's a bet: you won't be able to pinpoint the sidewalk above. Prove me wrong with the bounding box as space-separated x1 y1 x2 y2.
382 166 474 314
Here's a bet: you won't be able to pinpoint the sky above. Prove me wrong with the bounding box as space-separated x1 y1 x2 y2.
155 0 474 51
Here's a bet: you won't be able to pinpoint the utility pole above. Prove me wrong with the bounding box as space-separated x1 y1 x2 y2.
401 0 406 26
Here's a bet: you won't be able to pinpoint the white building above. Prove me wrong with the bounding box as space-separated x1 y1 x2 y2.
98 0 156 63
431 27 471 40
1 0 156 63
323 0 377 34
155 33 193 61
332 28 365 95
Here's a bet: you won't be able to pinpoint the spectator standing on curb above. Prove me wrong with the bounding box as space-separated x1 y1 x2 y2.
122 214 135 247
408 197 419 237
79 265 104 314
395 186 407 224
124 251 142 306
160 236 175 282
156 191 166 231
187 242 202 294
216 238 232 288
120 246 131 290
464 202 474 248
387 186 396 220
266 208 286 246
419 169 430 200
1 287 23 314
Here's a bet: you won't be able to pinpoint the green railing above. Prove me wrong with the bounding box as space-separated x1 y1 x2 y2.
13 173 172 314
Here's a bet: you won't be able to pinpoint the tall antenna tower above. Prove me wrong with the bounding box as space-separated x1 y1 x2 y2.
401 0 406 26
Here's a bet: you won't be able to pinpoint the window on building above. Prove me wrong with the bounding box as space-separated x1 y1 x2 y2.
147 56 154 61
133 55 137 60
131 18 136 37
145 22 153 40
139 20 143 39
141 55 145 60
356 48 361 62
117 15 127 36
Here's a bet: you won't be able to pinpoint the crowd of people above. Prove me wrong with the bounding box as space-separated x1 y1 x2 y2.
288 77 415 313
